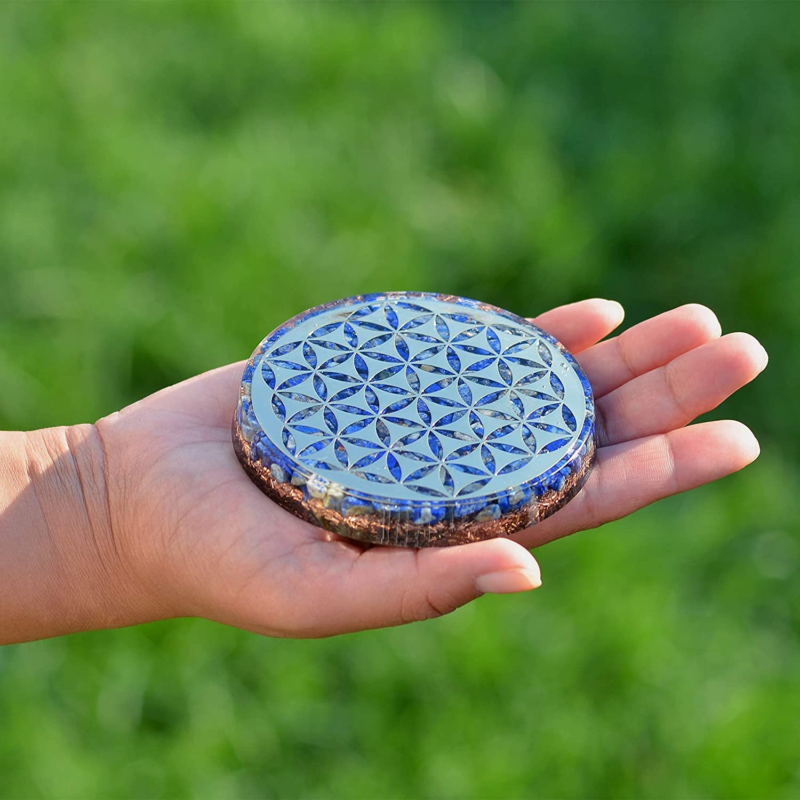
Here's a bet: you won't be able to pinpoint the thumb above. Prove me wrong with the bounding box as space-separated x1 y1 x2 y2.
314 537 542 634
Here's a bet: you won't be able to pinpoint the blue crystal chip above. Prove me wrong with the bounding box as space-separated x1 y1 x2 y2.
233 292 596 547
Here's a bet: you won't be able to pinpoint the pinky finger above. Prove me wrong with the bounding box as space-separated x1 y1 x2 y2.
516 420 761 548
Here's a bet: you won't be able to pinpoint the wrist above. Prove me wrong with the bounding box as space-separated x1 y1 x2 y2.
0 425 165 644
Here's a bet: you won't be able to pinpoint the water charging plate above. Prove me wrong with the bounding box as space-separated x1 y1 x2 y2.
233 293 596 547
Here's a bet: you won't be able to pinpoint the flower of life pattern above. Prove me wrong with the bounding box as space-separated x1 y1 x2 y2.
254 298 586 499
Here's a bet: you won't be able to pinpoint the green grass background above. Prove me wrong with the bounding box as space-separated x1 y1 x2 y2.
1 3 799 798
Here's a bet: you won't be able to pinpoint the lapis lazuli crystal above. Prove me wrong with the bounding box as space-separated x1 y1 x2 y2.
233 293 596 547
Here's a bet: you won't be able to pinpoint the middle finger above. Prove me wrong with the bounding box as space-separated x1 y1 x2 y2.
595 332 768 446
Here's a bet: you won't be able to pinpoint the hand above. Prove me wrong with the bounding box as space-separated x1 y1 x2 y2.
92 300 767 638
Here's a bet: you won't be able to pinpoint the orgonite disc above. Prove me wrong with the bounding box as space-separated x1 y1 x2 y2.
232 293 596 547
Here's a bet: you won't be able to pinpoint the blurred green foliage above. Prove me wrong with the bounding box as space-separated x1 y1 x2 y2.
0 3 798 798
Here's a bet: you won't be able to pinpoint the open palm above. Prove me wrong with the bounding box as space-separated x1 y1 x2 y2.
99 300 767 637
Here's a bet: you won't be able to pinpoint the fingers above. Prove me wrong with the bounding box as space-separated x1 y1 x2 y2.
529 298 625 354
282 537 542 636
580 303 722 398
517 419 761 548
596 332 768 447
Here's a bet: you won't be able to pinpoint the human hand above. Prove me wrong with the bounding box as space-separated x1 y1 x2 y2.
75 300 766 639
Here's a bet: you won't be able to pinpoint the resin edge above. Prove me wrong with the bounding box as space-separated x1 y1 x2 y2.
232 414 596 548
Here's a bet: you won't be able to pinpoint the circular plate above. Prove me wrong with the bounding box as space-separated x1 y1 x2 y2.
233 293 596 547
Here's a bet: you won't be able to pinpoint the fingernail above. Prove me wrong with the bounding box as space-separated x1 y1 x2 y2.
605 300 625 324
475 568 542 595
741 426 761 463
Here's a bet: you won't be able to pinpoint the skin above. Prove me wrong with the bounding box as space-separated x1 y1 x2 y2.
0 300 768 645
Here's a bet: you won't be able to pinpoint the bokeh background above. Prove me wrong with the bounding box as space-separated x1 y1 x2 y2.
1 3 799 798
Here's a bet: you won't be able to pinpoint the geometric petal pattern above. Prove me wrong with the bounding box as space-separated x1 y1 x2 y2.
251 295 590 498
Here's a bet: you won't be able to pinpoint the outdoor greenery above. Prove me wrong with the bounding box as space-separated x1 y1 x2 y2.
1 3 798 798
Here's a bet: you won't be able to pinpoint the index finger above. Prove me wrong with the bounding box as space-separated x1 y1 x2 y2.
529 298 625 354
